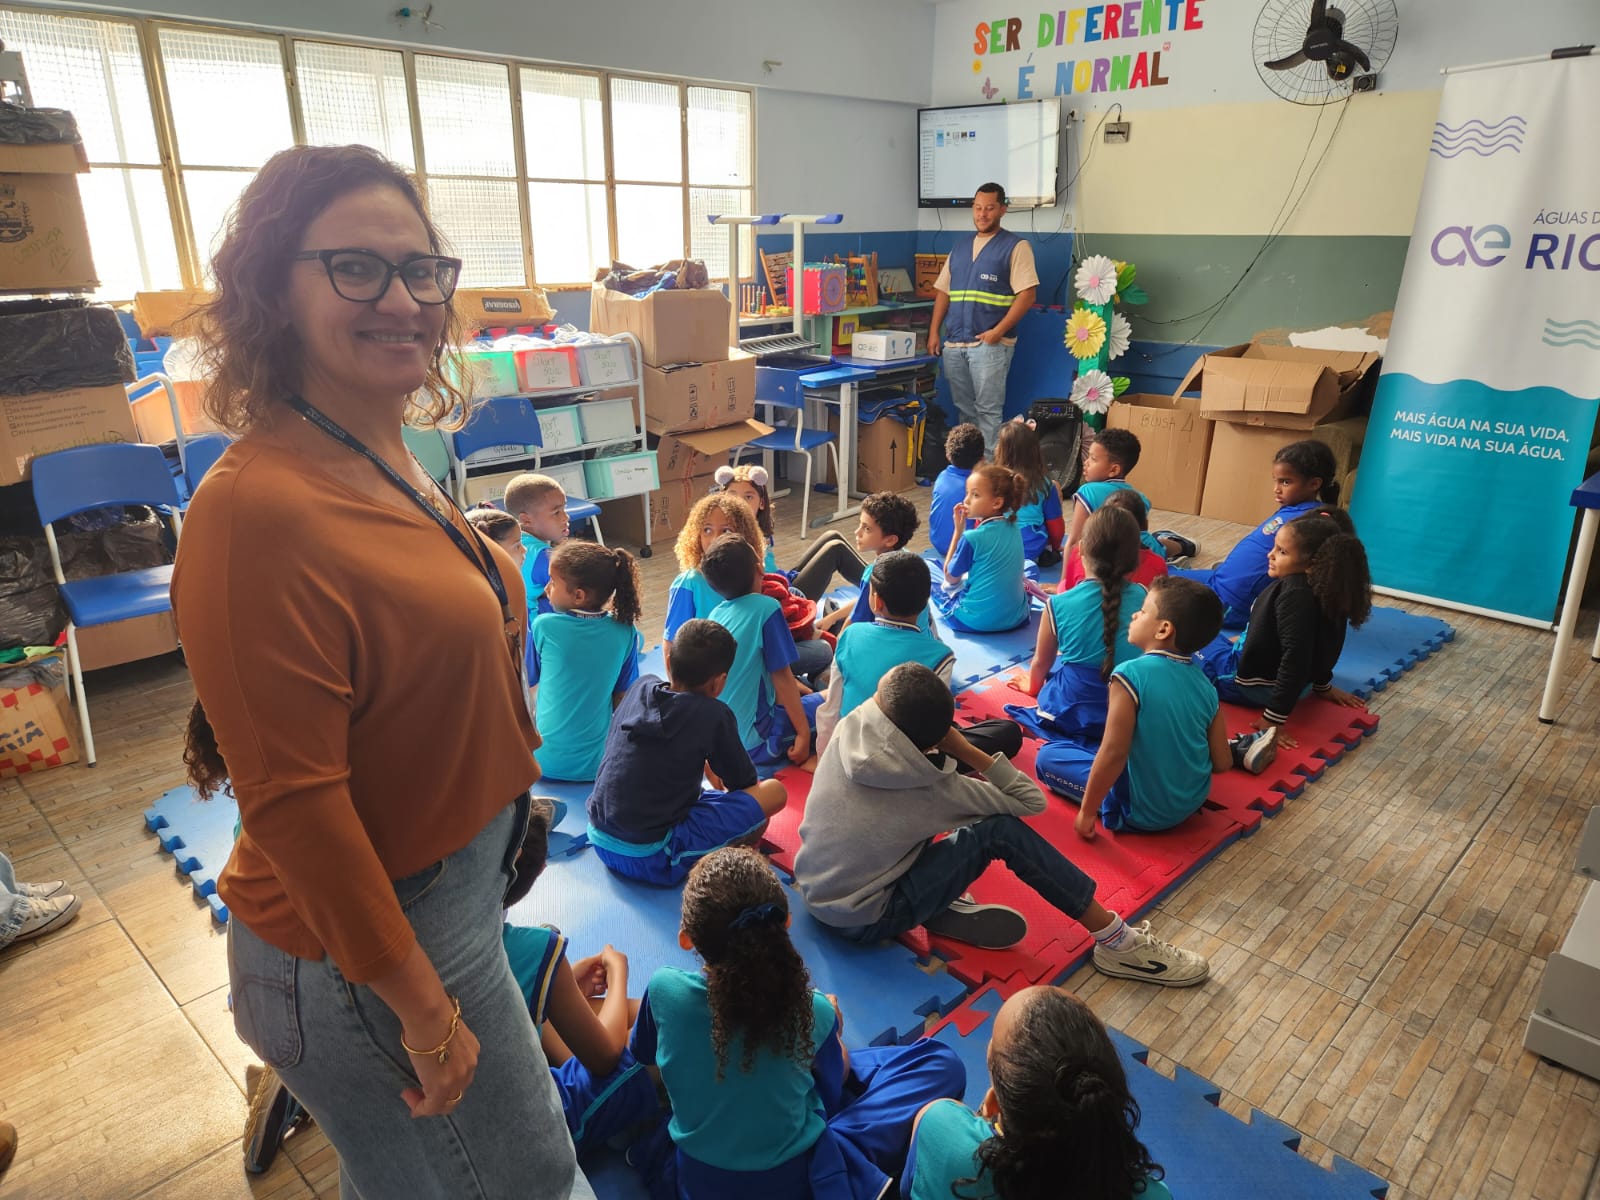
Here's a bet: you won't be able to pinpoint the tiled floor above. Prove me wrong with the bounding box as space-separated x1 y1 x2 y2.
2 489 1598 1199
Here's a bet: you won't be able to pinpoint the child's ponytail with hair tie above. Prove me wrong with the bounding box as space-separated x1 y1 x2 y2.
608 543 643 628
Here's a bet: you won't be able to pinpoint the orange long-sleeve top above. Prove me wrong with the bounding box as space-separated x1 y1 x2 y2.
171 440 540 982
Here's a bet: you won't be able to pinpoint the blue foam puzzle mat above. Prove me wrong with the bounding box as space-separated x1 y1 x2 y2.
1331 605 1456 700
580 1149 650 1200
143 785 236 923
512 843 966 1049
930 988 1389 1200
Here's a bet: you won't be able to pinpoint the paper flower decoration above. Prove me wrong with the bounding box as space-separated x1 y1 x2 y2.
1064 307 1107 360
1075 255 1119 306
1071 369 1115 416
1106 312 1132 361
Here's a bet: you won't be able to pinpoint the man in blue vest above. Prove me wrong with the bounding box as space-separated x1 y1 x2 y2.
927 182 1039 450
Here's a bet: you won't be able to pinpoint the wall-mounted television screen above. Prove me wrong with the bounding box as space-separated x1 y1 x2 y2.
917 99 1061 209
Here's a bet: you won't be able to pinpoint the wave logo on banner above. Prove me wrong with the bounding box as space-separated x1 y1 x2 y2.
1429 115 1526 158
1350 55 1600 626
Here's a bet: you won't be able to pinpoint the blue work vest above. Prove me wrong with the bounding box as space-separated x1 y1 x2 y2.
944 229 1021 343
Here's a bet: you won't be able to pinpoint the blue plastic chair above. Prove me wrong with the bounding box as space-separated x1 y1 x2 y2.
183 433 232 495
32 443 184 767
732 394 841 537
447 397 545 506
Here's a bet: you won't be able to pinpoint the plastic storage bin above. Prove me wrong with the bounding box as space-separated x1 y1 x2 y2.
535 405 583 453
576 341 635 386
514 345 581 391
583 450 659 500
577 397 637 444
456 349 520 398
539 459 588 500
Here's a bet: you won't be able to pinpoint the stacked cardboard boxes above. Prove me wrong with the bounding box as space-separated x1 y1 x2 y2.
591 285 768 544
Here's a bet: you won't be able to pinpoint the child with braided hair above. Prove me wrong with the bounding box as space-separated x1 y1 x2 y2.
628 846 965 1199
528 540 643 781
904 986 1171 1200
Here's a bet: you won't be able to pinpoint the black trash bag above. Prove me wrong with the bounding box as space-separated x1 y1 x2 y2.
0 298 136 396
0 100 81 146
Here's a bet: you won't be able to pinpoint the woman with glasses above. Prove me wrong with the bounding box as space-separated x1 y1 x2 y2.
171 145 593 1199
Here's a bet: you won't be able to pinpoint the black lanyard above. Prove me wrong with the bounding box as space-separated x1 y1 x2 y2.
285 394 524 674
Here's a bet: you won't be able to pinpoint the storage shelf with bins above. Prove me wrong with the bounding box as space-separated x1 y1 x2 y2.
455 331 659 555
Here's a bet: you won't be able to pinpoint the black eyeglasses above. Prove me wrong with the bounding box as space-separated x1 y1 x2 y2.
293 248 463 305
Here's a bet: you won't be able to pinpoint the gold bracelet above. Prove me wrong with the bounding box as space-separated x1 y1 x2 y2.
400 995 462 1065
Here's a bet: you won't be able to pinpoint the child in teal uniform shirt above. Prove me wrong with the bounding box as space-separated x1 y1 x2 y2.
505 472 571 617
528 541 643 782
940 464 1030 634
1068 429 1164 559
904 986 1172 1200
1036 576 1266 837
993 420 1065 566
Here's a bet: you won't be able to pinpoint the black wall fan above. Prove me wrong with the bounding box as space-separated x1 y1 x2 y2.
1254 0 1399 105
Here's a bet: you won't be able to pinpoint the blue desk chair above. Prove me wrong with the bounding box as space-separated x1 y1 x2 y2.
32 444 184 767
732 393 841 537
446 397 545 507
183 433 232 495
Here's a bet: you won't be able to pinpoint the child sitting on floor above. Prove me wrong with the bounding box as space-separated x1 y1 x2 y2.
1061 488 1168 591
528 541 643 782
1196 514 1371 742
788 492 922 633
703 534 821 767
1017 507 1147 742
941 464 1030 634
714 464 779 572
1035 576 1261 839
586 619 788 886
1068 430 1162 559
466 505 527 570
1165 439 1341 627
904 986 1171 1200
627 846 966 1199
502 796 660 1154
505 472 571 617
994 419 1065 568
794 661 1209 986
929 423 986 556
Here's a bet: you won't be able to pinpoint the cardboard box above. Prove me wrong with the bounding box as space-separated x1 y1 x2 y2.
589 286 730 367
603 477 702 547
455 287 553 331
0 655 78 777
643 351 756 435
0 384 138 486
132 290 212 339
855 415 921 493
1178 341 1380 431
606 418 772 546
1107 394 1213 516
654 419 773 486
129 378 218 444
75 611 180 672
852 330 916 361
1199 417 1367 526
0 140 96 295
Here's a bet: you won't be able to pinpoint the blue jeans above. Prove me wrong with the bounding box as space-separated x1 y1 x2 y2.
227 799 595 1200
837 814 1098 944
0 850 27 948
942 342 1015 449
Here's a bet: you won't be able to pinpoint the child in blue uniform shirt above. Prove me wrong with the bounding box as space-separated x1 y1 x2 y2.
505 472 571 618
1016 506 1146 742
1067 429 1164 559
1036 576 1248 836
501 797 660 1154
586 620 789 886
714 464 780 572
1164 439 1341 628
627 846 966 1200
994 420 1065 566
664 493 766 666
904 986 1172 1200
929 423 985 557
703 535 822 767
940 464 1030 633
529 541 643 781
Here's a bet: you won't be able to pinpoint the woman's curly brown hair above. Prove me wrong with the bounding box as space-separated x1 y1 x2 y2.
680 847 815 1079
673 492 765 573
192 143 469 435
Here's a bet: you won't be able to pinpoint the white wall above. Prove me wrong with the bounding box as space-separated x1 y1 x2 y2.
63 0 937 104
757 90 922 231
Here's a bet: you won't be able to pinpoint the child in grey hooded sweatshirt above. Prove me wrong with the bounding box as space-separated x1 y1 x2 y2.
793 662 1208 985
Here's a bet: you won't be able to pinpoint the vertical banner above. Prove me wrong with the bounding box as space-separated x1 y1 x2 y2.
1351 55 1600 626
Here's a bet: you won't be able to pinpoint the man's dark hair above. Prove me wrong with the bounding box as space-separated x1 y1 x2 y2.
945 423 986 470
1146 576 1225 656
877 662 954 752
861 492 919 550
976 182 1008 206
670 619 739 689
870 551 933 619
1095 428 1141 475
701 533 759 600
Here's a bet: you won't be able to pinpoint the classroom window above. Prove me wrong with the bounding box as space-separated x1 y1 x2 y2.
520 67 608 287
293 41 414 169
687 87 753 280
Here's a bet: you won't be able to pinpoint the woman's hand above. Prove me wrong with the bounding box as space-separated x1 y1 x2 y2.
400 1009 479 1118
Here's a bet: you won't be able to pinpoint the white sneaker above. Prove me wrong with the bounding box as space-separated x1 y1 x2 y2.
1092 921 1209 987
11 893 81 945
18 880 66 900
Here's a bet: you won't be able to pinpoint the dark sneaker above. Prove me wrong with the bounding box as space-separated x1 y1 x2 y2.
1230 726 1279 775
1093 921 1209 986
923 898 1028 948
1154 530 1199 562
